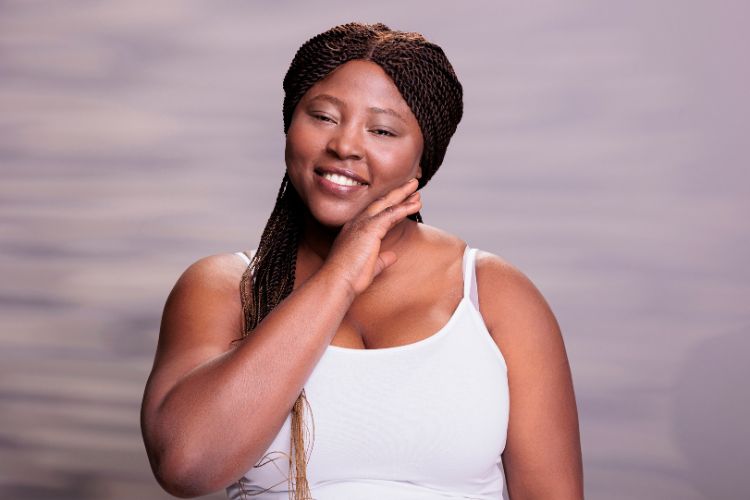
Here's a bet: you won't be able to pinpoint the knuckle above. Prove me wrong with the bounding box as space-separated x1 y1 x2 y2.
349 218 365 232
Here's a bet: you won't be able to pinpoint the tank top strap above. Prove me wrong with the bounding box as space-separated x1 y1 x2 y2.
462 246 480 310
234 249 256 266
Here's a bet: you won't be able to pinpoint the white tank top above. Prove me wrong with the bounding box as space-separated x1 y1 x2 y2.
227 245 509 499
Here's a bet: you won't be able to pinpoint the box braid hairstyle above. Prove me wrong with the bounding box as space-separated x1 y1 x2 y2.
237 21 463 499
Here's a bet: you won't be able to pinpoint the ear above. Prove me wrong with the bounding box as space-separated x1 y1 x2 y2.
416 165 422 179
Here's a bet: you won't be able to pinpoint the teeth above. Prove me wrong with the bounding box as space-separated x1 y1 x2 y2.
322 172 365 187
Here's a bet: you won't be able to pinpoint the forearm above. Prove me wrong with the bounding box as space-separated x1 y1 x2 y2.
147 266 354 494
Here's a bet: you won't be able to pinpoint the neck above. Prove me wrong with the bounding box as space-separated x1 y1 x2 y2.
298 209 417 264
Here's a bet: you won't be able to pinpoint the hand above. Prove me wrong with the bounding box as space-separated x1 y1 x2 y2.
321 177 422 296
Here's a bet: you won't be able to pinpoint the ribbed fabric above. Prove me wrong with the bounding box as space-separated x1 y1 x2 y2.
227 245 509 499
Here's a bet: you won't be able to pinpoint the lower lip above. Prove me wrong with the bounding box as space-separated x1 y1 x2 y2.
314 172 368 197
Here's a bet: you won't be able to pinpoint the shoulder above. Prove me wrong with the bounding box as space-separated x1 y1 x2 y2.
473 250 564 364
144 252 254 433
171 252 251 299
413 223 467 261
408 223 469 282
474 250 548 313
160 251 253 345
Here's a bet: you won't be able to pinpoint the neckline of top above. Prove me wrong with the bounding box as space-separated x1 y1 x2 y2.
326 243 472 355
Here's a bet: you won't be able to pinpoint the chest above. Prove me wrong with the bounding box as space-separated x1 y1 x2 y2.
294 250 466 350
236 305 510 494
330 285 464 349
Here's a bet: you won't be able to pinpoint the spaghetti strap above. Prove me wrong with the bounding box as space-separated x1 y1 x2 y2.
463 246 479 310
234 250 253 266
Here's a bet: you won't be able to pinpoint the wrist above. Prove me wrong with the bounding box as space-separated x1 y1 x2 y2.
314 263 358 303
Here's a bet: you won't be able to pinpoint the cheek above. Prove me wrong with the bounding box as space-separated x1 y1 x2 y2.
375 138 422 175
285 123 318 167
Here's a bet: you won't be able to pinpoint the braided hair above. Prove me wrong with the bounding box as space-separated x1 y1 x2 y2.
238 22 463 499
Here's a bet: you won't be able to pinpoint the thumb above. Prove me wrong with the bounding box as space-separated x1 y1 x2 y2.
374 250 398 276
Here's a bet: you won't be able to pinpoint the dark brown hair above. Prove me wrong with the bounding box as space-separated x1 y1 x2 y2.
238 21 463 499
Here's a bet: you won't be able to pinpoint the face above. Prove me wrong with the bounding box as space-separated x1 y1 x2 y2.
285 59 424 228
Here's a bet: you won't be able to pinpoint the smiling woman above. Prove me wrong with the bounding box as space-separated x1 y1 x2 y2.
140 22 583 500
285 60 424 228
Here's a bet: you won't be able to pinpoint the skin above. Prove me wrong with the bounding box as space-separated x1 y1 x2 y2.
140 59 583 498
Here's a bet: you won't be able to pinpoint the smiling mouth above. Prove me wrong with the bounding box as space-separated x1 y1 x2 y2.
314 169 368 187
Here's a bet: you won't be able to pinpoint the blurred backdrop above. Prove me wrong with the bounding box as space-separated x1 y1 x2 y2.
1 1 748 499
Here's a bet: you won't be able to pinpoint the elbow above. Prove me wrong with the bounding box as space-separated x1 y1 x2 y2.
148 445 226 498
142 411 229 497
156 470 204 498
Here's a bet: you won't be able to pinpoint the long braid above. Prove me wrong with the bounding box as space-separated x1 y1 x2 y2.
238 173 313 499
239 21 463 499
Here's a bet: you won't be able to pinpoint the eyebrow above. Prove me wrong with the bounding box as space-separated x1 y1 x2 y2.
308 93 406 123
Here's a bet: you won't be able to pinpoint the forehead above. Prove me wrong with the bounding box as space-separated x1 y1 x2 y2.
302 60 414 117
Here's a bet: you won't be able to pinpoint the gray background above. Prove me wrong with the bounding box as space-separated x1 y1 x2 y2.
1 1 748 499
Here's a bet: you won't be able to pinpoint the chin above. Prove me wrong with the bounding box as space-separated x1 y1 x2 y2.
308 204 358 229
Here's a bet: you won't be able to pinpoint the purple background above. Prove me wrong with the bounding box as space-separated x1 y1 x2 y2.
1 1 748 499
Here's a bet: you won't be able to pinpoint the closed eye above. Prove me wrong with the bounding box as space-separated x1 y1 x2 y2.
372 129 395 137
312 113 335 123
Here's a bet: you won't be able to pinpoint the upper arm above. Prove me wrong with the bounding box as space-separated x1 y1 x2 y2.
141 253 247 431
475 251 583 499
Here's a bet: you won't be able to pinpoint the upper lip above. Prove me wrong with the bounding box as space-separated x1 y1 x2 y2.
315 166 369 185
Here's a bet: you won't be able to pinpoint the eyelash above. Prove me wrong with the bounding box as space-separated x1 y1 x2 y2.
312 114 395 137
313 114 335 123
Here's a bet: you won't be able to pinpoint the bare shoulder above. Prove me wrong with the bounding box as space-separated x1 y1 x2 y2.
172 251 251 299
474 250 550 314
147 252 251 382
473 250 564 362
413 223 467 258
142 251 253 423
170 252 248 308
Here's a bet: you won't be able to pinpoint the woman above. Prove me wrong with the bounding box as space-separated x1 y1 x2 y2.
141 22 583 500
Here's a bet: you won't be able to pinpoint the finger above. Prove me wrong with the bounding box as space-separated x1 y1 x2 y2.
404 191 420 202
370 195 422 235
365 178 419 217
375 250 398 276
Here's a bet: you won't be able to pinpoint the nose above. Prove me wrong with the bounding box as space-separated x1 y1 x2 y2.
326 122 364 161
